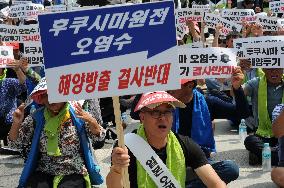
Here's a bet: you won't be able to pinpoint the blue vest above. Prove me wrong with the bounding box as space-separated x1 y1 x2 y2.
18 107 104 187
172 89 216 153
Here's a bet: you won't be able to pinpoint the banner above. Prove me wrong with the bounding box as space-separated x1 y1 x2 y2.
221 9 256 23
38 1 180 103
22 43 44 66
256 16 278 31
0 46 14 68
179 47 237 79
8 3 44 18
175 8 204 25
269 1 282 14
241 41 284 68
233 36 284 58
0 6 10 17
204 13 242 36
44 5 67 13
0 24 40 43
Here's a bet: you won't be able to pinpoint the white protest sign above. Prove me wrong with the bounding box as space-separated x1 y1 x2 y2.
281 0 284 12
256 16 278 31
192 4 210 11
125 133 181 188
12 0 32 5
8 3 44 18
0 24 40 43
241 41 284 68
44 5 67 13
179 47 237 79
22 43 44 66
175 8 204 25
0 46 14 68
204 13 242 35
277 18 284 29
176 24 188 39
221 9 256 23
233 36 284 58
0 6 10 17
70 5 99 11
270 1 282 13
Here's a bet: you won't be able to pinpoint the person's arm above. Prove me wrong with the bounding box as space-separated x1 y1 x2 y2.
106 147 130 188
187 21 201 42
195 164 227 188
9 59 26 84
212 24 223 47
200 22 206 47
20 57 42 85
272 106 284 138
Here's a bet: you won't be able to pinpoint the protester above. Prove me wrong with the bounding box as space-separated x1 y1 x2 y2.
106 91 226 188
271 104 284 187
0 59 26 146
8 78 106 187
232 68 284 165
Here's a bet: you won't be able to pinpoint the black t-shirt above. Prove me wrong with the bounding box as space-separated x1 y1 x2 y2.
114 133 208 187
178 100 194 137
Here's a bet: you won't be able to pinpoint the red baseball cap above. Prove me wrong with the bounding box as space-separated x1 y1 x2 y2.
180 79 194 85
5 42 19 50
134 91 186 112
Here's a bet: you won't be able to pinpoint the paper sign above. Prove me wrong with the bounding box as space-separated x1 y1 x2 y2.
256 16 278 31
22 42 44 66
0 46 14 68
221 9 256 23
192 4 210 12
270 1 282 13
38 1 180 103
0 6 10 17
241 41 284 68
175 8 204 25
0 24 40 43
179 47 237 79
278 18 284 29
204 13 242 36
8 3 44 18
44 5 67 12
233 36 284 58
12 0 32 5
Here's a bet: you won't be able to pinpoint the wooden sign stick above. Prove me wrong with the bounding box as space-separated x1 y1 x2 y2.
112 96 130 188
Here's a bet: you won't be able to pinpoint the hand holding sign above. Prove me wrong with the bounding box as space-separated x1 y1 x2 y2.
231 67 244 90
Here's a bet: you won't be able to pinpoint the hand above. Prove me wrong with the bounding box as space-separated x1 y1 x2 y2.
111 147 130 173
242 21 251 37
239 59 251 72
13 103 25 126
8 60 21 72
215 23 223 35
250 23 263 37
231 67 244 90
74 102 94 124
19 57 29 73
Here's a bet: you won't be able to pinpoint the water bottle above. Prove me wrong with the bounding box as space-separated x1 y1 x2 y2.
239 119 247 143
262 143 271 171
121 112 127 124
30 105 36 115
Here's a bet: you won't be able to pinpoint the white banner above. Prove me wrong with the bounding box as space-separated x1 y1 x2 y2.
204 13 242 36
8 3 44 18
0 46 14 68
221 9 256 23
179 47 237 79
278 18 284 29
256 16 278 31
233 36 284 58
22 43 44 66
175 8 204 25
241 41 284 68
12 0 32 5
44 5 67 13
269 1 282 13
0 24 40 43
0 6 10 17
125 133 181 188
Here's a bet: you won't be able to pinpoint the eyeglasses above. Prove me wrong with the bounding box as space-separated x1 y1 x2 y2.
142 109 174 119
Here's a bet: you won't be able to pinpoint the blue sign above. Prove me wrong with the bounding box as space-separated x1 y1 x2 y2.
38 1 177 69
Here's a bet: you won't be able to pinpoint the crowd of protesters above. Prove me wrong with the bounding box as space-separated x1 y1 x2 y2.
0 0 283 187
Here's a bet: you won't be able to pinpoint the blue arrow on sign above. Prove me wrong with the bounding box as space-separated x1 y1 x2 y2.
38 1 177 69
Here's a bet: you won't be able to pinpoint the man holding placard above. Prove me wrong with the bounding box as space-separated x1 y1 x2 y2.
107 91 226 188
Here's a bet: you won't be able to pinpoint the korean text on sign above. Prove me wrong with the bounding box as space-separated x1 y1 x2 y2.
0 46 14 68
38 1 179 103
179 47 237 79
